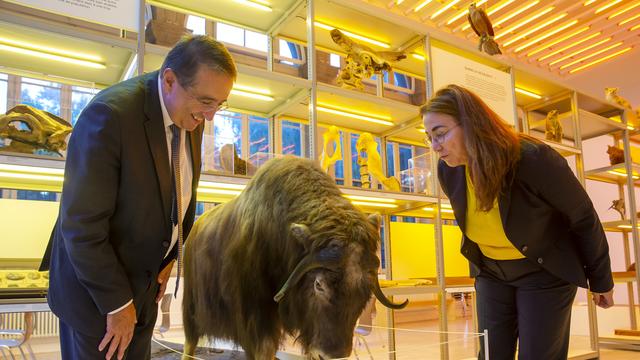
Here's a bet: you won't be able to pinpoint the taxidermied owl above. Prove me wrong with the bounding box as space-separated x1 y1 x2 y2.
544 110 562 142
330 29 406 90
468 3 502 56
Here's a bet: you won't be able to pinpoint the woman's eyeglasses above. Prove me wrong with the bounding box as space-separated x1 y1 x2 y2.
424 124 459 146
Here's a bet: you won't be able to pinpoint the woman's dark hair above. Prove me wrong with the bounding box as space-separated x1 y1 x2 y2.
161 35 237 88
420 84 524 211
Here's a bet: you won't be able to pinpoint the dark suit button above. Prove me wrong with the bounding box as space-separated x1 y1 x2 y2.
162 241 170 247
537 257 543 264
521 245 528 253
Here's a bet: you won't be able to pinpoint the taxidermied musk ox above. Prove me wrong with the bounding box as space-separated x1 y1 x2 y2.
182 156 407 360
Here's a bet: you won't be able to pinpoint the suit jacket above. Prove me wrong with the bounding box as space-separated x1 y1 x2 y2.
438 140 613 293
40 71 203 336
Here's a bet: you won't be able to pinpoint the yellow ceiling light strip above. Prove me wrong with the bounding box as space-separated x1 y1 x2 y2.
314 21 390 49
584 0 597 5
414 0 434 12
559 42 623 69
526 27 590 57
569 47 632 73
316 104 394 126
0 42 106 69
198 181 246 190
495 6 554 40
0 164 64 175
422 207 455 213
412 53 426 61
608 2 640 19
514 20 579 53
548 37 611 66
0 37 103 62
631 23 640 31
606 167 640 179
233 84 271 95
232 0 272 12
493 1 540 29
503 13 568 47
619 12 640 25
595 0 623 14
430 0 461 20
197 188 243 196
352 201 399 208
0 171 64 182
231 89 274 101
462 0 515 30
344 195 396 203
515 87 542 99
446 0 488 25
537 32 601 62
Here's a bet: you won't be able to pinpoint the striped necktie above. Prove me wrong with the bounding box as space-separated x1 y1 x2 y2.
170 124 183 296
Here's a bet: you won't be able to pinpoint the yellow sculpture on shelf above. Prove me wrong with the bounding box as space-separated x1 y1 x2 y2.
319 125 343 172
355 132 400 191
0 104 72 156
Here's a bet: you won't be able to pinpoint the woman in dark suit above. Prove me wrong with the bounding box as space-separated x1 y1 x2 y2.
421 84 614 360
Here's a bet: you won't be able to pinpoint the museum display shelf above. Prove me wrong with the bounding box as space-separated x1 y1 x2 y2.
584 163 640 185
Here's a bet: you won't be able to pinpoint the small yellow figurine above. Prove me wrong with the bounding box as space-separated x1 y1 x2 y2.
319 125 343 172
355 132 400 191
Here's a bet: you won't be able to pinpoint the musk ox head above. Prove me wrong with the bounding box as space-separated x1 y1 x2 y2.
182 156 406 360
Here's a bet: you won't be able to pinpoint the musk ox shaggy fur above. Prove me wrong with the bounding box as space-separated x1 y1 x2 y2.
182 156 406 360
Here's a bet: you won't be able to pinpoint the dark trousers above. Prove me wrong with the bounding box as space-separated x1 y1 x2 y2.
59 283 159 360
476 255 577 360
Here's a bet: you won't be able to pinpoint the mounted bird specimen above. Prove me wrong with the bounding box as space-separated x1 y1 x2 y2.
605 87 638 127
330 29 406 90
608 199 625 220
468 3 502 56
544 110 562 142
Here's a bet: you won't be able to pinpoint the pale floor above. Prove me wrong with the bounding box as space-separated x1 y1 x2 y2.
8 318 639 360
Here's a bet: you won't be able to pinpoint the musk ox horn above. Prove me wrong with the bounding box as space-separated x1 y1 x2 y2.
372 277 408 310
274 253 324 302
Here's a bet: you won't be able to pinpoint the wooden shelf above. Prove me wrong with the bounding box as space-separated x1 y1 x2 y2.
530 110 626 141
613 271 637 283
602 220 639 233
585 163 640 185
541 139 582 157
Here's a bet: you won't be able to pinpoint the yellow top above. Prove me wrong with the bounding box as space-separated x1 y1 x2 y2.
465 167 524 260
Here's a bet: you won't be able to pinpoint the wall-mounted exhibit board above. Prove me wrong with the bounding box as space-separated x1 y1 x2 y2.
431 44 515 126
390 222 468 280
0 198 58 259
7 0 139 31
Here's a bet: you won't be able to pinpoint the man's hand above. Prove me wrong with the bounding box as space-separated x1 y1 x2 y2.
156 260 175 303
592 289 614 309
99 302 136 360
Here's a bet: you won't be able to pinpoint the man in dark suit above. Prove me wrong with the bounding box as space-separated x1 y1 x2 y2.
40 35 236 359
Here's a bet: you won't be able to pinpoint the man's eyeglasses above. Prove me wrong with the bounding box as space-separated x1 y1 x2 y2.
179 80 228 113
424 124 459 147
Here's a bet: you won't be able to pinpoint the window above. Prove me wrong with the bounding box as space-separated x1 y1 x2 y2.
281 120 304 157
0 73 7 114
186 15 206 35
16 190 57 201
20 77 61 116
399 144 413 172
71 86 99 126
216 22 267 52
213 110 242 169
386 142 395 176
249 116 269 156
329 53 341 68
245 30 268 52
351 134 361 187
